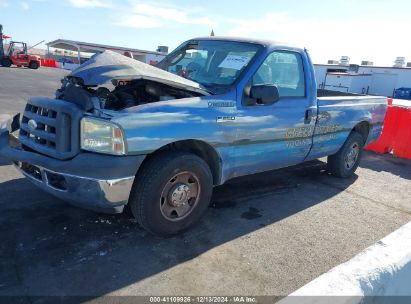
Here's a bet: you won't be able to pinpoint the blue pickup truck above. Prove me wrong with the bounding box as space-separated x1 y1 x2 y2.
0 37 388 236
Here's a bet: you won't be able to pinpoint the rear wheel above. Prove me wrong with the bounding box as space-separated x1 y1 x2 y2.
327 131 364 178
129 152 213 236
1 58 12 67
29 61 39 69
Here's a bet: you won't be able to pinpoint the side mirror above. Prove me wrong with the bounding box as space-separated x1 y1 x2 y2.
247 84 280 106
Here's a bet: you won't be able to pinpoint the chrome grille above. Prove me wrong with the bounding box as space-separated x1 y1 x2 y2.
21 104 58 148
19 98 83 160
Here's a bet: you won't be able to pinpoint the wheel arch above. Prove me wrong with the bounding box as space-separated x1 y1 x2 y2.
352 121 370 143
137 139 222 186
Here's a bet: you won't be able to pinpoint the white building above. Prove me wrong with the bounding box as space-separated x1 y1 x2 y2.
314 63 411 97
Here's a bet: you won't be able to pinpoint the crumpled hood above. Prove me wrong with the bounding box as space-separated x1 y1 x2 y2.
68 50 209 95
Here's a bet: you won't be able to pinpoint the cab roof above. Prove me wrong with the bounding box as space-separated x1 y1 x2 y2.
189 36 303 51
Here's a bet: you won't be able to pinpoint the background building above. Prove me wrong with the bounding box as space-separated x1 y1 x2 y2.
314 56 411 98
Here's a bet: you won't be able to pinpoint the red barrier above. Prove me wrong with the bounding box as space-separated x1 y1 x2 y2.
391 107 411 159
365 99 411 160
40 58 57 68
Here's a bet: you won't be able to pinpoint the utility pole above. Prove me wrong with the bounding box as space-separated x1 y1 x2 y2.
0 24 4 60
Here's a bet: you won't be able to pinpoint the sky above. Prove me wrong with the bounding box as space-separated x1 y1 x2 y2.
0 0 410 66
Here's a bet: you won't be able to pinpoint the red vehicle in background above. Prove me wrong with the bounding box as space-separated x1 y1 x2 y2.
1 41 41 69
0 24 41 69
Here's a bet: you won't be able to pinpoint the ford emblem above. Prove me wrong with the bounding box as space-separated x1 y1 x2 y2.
28 119 38 130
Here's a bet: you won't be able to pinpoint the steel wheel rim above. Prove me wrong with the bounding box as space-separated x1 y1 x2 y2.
160 171 201 221
344 142 360 170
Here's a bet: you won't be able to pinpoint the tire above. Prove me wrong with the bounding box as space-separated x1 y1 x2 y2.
327 131 364 178
1 58 12 67
129 152 213 236
29 61 39 69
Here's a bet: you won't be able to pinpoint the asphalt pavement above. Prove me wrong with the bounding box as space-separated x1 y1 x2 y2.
0 66 410 300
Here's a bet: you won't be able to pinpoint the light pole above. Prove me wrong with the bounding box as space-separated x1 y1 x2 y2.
0 24 4 60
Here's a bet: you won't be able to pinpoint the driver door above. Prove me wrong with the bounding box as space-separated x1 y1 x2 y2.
233 50 315 176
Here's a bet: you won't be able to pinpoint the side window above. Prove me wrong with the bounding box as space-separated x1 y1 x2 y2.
252 51 305 98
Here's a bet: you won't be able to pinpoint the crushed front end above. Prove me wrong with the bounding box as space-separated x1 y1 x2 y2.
0 98 144 213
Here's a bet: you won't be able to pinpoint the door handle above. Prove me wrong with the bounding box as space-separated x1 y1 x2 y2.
304 109 313 124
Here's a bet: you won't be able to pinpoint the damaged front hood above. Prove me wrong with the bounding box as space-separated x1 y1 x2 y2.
68 50 209 95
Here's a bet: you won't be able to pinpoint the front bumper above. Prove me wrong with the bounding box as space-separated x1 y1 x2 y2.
0 127 145 213
14 161 135 213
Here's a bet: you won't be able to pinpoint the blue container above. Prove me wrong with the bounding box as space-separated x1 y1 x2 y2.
394 88 411 100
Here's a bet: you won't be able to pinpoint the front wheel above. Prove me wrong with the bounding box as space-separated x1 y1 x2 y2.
327 131 364 178
1 58 12 67
29 61 39 69
129 152 213 236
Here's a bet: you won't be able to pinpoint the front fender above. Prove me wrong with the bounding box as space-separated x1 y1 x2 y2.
110 96 238 156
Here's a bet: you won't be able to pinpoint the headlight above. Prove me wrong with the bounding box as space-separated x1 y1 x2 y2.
80 117 126 155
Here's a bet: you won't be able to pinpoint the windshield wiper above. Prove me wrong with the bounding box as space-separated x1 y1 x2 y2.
173 74 214 95
197 84 214 95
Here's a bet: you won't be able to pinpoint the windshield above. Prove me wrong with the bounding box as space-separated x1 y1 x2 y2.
158 40 262 91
